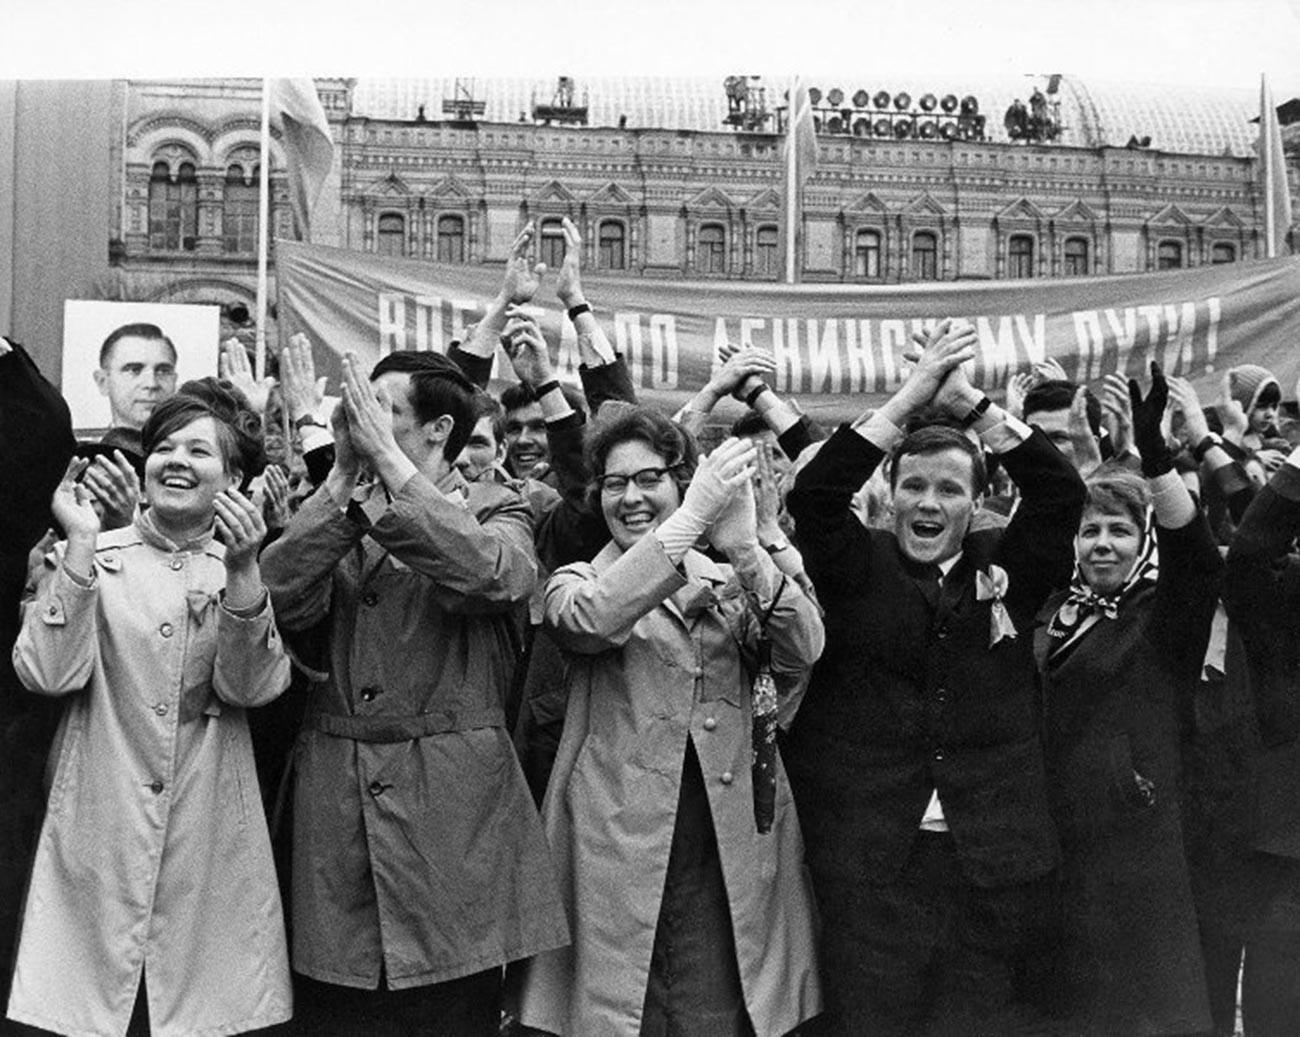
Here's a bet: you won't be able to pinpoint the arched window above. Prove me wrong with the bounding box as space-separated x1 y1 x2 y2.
698 223 727 274
1157 240 1183 270
539 218 566 270
149 160 198 251
222 164 259 254
754 225 779 277
598 220 626 270
1008 234 1035 279
437 214 465 262
854 229 881 278
1210 242 1236 264
911 231 938 280
1063 237 1090 277
377 213 405 257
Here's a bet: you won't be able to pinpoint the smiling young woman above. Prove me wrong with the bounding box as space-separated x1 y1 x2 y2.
7 380 293 1037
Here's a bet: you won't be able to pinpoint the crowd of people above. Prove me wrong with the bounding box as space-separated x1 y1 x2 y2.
0 216 1298 1037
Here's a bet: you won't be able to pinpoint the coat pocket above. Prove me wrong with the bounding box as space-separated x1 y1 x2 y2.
1057 732 1156 836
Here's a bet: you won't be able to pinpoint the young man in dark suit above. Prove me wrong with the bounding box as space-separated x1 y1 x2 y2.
785 321 1086 1036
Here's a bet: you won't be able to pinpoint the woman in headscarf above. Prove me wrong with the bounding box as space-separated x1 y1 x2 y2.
1035 364 1221 1036
7 380 292 1037
514 405 824 1036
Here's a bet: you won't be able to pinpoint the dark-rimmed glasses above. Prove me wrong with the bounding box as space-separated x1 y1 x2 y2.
596 466 680 496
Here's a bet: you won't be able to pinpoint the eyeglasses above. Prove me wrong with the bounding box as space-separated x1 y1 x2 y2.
596 466 679 496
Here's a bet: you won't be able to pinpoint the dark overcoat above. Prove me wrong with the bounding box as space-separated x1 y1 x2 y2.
1035 516 1221 1035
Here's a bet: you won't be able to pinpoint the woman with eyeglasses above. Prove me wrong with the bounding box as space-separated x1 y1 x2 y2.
513 406 825 1036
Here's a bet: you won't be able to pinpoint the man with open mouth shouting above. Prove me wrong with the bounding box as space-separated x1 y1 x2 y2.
784 319 1086 1037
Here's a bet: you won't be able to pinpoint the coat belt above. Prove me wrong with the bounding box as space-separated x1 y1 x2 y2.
305 707 505 742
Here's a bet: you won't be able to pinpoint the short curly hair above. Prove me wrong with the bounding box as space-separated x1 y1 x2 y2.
584 403 698 502
141 377 266 487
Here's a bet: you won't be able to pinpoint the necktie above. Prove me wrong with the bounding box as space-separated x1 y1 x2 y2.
918 565 942 610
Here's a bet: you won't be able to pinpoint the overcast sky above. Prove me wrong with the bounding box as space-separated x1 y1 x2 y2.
10 0 1300 98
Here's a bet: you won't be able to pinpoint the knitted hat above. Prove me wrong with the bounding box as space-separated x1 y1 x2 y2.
1228 364 1280 416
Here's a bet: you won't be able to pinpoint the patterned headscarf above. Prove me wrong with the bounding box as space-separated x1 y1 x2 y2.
1045 506 1158 663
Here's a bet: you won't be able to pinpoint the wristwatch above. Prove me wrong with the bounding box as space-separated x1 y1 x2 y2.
1192 432 1224 463
959 395 992 429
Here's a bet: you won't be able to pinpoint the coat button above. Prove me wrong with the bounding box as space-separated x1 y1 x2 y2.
937 626 949 640
936 687 948 703
362 592 379 607
360 686 381 703
153 703 168 717
720 771 734 785
149 780 165 795
159 622 174 638
703 717 717 731
368 780 388 797
170 558 183 571
933 749 945 762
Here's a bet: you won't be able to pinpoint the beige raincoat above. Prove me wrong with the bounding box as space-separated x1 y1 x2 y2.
6 519 292 1037
515 533 825 1035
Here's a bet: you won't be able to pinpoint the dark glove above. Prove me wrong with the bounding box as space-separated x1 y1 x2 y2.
1129 361 1172 477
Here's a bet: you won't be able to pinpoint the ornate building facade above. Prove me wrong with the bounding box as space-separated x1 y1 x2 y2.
105 76 1294 347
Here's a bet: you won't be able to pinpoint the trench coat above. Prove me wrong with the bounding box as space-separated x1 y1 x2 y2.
514 532 825 1036
7 519 292 1037
259 470 569 989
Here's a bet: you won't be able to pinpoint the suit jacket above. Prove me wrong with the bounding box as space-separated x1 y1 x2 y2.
1223 462 1300 859
785 423 1085 888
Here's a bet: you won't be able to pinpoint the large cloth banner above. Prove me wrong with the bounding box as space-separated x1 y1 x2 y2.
277 238 1300 425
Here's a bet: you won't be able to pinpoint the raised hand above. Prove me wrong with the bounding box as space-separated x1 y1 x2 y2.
280 333 325 424
329 399 360 478
681 437 758 527
704 346 777 401
339 354 400 465
1034 356 1070 383
555 216 585 308
219 338 274 416
1068 387 1103 479
500 311 555 389
752 440 783 541
709 474 757 553
50 458 100 541
900 319 980 414
1004 370 1035 420
1217 372 1249 446
256 463 293 530
1129 362 1172 476
80 450 140 531
500 223 545 305
1166 376 1210 449
214 487 267 572
1097 373 1133 457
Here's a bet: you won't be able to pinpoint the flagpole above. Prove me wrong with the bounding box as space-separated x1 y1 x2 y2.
1263 74 1278 259
784 80 798 285
255 79 272 379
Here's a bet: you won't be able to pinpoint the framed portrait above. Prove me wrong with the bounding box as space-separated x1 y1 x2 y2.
62 300 220 434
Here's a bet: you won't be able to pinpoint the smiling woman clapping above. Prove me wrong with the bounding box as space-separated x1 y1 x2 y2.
7 380 292 1037
514 406 825 1036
